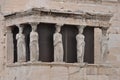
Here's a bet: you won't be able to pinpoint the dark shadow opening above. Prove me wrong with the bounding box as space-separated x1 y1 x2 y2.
23 24 32 61
83 27 94 64
12 26 19 63
37 23 55 62
61 25 78 63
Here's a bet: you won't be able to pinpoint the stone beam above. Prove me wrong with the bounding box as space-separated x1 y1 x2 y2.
4 8 112 28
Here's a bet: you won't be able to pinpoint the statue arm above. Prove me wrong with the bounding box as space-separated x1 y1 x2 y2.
53 35 56 45
54 37 62 46
53 34 59 45
16 34 18 40
54 40 62 46
53 34 63 46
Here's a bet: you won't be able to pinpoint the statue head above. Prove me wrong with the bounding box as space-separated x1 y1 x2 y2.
77 25 85 34
30 23 38 32
55 24 63 33
100 27 109 36
32 25 37 31
19 27 23 34
17 24 23 34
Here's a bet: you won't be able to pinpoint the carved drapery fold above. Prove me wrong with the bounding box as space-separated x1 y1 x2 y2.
76 25 86 63
53 24 64 62
29 23 39 62
7 23 110 64
16 25 26 62
100 27 109 63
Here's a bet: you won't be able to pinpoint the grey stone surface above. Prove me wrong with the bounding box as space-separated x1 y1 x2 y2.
76 26 85 63
16 25 26 62
101 28 109 63
53 24 64 62
0 0 120 80
30 23 39 62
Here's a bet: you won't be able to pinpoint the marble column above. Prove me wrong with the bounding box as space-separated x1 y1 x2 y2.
100 27 109 63
94 28 101 64
16 25 26 62
6 27 14 63
76 25 85 63
30 22 39 62
53 24 64 62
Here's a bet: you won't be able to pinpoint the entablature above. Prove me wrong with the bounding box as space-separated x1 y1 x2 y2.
4 8 112 28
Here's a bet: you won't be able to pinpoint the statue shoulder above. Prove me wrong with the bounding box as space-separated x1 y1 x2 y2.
16 34 19 39
30 32 38 36
54 32 61 36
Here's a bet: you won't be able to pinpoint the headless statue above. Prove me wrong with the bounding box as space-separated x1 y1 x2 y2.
16 26 26 62
76 26 85 63
30 25 39 62
53 25 64 62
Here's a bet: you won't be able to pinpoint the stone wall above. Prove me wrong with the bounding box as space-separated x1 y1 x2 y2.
108 4 120 67
1 63 120 80
0 0 120 80
0 13 5 77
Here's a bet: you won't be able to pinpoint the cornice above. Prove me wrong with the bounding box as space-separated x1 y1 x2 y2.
4 8 113 27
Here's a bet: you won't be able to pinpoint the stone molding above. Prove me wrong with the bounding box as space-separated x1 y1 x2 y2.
4 8 112 28
6 62 113 68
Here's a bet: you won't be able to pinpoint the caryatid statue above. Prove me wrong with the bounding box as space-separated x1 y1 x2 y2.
101 27 109 63
76 26 85 63
16 25 26 62
30 23 39 62
53 24 64 62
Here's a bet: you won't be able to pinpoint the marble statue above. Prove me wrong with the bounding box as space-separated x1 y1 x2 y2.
101 28 109 62
30 24 39 62
76 26 85 63
53 24 64 62
16 26 26 62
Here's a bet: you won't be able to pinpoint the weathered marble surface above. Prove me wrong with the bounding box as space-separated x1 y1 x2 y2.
0 0 120 80
16 26 26 62
101 27 109 63
76 26 85 63
53 24 64 62
30 23 39 62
